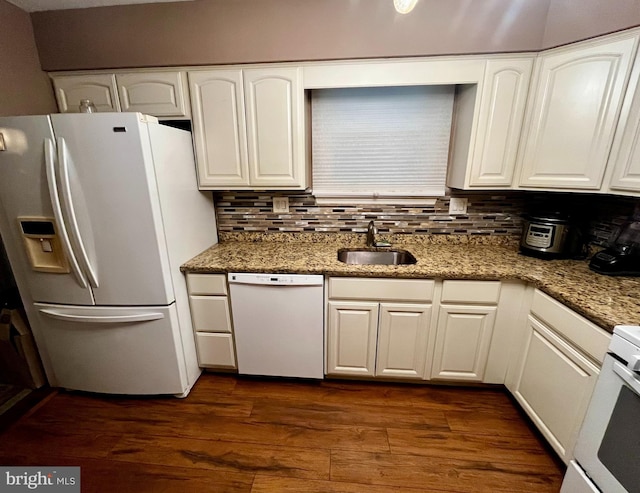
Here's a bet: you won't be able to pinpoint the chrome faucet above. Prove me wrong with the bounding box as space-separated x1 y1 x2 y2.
366 220 392 248
366 220 377 247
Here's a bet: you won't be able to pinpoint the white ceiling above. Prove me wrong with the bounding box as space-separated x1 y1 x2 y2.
7 0 194 12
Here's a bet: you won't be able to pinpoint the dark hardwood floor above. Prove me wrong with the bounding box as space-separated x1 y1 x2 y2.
0 373 565 492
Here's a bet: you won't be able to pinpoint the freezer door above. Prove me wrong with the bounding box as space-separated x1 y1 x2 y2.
0 116 94 305
50 113 174 306
34 302 188 395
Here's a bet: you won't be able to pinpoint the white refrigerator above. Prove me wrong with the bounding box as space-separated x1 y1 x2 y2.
0 113 217 396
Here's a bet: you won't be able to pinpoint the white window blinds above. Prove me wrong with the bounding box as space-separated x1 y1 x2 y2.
311 85 454 201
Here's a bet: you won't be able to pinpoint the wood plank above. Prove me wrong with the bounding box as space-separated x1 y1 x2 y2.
445 410 536 437
330 450 564 493
109 435 330 480
249 399 450 431
0 424 121 459
251 475 428 493
387 428 561 467
23 394 389 453
54 391 254 418
233 377 518 414
0 454 254 493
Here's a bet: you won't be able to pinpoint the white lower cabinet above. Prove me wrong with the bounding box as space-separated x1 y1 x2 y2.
507 289 610 464
376 304 432 378
326 278 435 380
512 316 599 464
431 280 501 382
327 301 432 379
327 301 379 376
431 304 497 382
186 273 237 369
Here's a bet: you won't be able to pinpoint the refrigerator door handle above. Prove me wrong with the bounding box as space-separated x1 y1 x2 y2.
57 137 99 289
44 138 88 289
38 308 165 324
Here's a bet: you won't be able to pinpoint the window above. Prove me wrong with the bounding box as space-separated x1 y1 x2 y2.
311 85 454 203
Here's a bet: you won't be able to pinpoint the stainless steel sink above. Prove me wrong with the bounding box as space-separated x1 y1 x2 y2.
337 248 417 265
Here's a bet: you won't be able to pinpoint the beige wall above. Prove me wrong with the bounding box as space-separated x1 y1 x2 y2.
544 0 640 48
32 0 551 71
0 0 56 116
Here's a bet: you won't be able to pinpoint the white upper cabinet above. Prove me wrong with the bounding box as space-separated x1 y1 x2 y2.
607 47 640 193
189 66 308 190
189 69 249 187
448 57 533 189
116 72 190 118
518 33 639 190
53 74 120 113
244 68 306 188
51 71 190 118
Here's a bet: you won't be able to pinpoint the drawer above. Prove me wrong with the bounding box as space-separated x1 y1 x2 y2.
530 289 611 364
329 277 434 302
186 273 227 295
441 280 501 304
195 332 236 368
189 295 232 333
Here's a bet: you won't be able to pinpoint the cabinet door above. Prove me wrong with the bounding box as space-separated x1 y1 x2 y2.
116 71 190 118
327 301 378 377
431 304 497 382
243 67 307 189
608 48 640 193
512 316 599 464
470 58 533 187
195 332 236 368
376 303 431 379
518 35 638 189
52 74 120 113
188 69 249 188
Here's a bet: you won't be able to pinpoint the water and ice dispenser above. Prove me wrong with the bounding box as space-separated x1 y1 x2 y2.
18 217 69 273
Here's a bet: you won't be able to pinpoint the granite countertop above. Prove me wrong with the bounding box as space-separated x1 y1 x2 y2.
181 233 640 332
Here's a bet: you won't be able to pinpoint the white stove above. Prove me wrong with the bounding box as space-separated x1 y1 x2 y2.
561 325 640 493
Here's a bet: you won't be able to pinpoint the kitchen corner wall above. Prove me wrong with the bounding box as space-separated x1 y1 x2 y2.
0 0 56 116
215 191 639 247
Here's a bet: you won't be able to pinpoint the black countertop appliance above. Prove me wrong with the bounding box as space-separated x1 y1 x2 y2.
590 220 640 276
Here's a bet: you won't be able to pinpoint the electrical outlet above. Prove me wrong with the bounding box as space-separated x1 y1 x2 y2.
449 197 468 215
272 196 289 213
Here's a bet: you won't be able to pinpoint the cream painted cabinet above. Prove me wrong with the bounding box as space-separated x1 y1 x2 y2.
431 304 497 382
512 316 599 464
51 71 190 118
448 57 533 189
327 301 379 376
52 74 120 113
431 280 500 382
508 289 611 464
116 72 190 118
188 66 307 190
376 303 432 378
326 278 435 379
518 33 639 190
186 273 236 369
607 47 640 193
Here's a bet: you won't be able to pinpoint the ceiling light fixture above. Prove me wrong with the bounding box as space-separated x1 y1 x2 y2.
394 0 418 14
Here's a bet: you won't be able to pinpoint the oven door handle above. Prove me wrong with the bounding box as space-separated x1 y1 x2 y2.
613 360 640 397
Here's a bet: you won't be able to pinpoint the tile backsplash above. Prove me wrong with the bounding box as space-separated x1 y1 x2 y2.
214 191 639 246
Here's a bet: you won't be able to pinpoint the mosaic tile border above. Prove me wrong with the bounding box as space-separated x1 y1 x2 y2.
213 190 639 247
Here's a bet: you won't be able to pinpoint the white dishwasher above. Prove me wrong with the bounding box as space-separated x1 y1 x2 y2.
228 273 324 379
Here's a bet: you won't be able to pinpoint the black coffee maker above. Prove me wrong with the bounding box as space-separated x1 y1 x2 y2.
590 221 640 276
